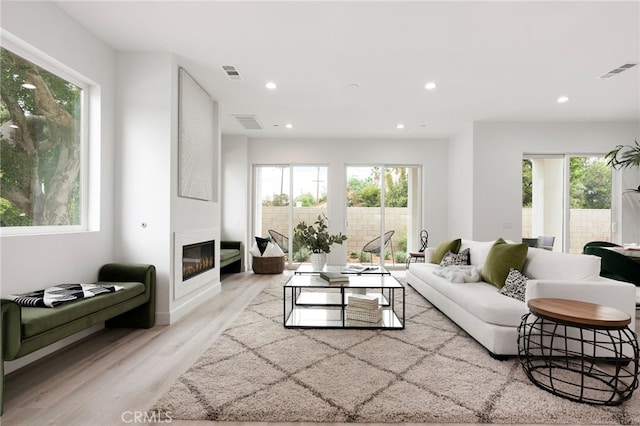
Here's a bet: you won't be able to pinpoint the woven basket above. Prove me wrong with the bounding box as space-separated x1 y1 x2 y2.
252 255 285 274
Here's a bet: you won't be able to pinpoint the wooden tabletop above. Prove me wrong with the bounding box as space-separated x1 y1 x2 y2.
528 298 631 328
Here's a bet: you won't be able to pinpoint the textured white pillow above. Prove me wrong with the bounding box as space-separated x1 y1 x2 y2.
499 268 528 301
263 242 285 257
440 248 470 266
251 242 285 257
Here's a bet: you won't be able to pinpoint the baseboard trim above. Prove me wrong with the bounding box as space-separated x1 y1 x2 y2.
165 282 221 324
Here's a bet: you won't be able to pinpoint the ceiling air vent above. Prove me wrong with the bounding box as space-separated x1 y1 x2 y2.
222 65 243 80
597 63 637 79
233 114 263 130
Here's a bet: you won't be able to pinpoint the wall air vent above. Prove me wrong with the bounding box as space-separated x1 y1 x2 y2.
222 65 243 80
233 114 263 130
597 63 637 79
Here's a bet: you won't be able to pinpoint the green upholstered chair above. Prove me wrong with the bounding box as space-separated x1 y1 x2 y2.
583 241 640 286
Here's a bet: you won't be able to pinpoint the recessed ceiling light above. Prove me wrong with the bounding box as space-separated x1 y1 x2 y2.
396 123 405 129
424 82 437 90
285 123 293 129
21 83 36 90
265 81 277 90
557 96 570 103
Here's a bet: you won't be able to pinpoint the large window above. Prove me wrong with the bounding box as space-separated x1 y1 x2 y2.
522 155 611 253
0 45 86 232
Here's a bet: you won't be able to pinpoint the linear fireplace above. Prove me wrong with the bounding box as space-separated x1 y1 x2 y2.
174 228 220 300
182 240 215 281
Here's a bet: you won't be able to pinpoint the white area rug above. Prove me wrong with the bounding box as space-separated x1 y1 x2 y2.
150 274 640 423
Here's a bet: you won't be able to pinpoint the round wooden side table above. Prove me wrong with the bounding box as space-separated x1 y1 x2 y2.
517 298 639 406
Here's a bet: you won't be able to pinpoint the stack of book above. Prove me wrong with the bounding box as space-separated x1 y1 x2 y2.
346 294 381 323
319 271 349 283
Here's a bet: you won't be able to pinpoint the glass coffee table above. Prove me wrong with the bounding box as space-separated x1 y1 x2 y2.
283 273 404 329
294 263 390 275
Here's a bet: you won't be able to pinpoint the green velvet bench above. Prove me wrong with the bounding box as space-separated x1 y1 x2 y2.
0 263 156 415
220 241 242 273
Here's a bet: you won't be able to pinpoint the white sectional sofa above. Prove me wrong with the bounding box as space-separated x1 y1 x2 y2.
406 239 637 357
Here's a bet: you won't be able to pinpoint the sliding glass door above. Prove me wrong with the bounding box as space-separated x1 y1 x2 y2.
345 165 420 267
254 165 328 267
522 155 611 253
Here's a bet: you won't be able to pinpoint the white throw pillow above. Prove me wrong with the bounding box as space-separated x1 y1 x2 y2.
249 243 284 257
249 243 262 257
523 247 600 280
263 242 285 257
460 240 497 266
251 242 285 257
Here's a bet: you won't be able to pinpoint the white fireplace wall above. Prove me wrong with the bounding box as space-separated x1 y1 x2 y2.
115 53 222 325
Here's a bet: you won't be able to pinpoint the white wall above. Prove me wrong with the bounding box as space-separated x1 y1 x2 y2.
0 2 116 293
243 137 449 259
0 1 117 372
469 121 640 243
221 135 249 269
448 123 474 239
115 53 174 320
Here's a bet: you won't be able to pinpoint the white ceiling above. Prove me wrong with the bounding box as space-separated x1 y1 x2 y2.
54 0 640 139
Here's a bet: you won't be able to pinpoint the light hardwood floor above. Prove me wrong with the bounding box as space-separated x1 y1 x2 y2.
2 271 639 426
2 272 275 426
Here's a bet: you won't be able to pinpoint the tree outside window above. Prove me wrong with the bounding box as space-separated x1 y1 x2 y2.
0 47 83 228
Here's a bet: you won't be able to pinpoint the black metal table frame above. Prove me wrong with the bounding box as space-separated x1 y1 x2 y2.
283 281 405 330
517 312 639 406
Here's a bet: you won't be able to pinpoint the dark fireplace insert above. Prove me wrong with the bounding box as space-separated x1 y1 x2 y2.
182 240 215 281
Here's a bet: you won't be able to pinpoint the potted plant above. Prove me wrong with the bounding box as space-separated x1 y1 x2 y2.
294 213 347 270
605 140 640 195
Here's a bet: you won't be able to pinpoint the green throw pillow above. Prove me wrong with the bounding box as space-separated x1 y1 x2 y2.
431 238 462 264
481 238 528 288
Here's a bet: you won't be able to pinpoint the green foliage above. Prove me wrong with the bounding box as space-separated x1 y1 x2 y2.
523 157 611 209
293 213 347 254
359 184 381 207
347 168 409 207
570 157 611 209
294 192 316 206
397 230 408 252
1 47 82 227
0 197 31 226
605 141 640 198
605 140 640 170
394 251 407 263
261 193 290 207
385 168 408 207
293 247 310 262
522 159 532 207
